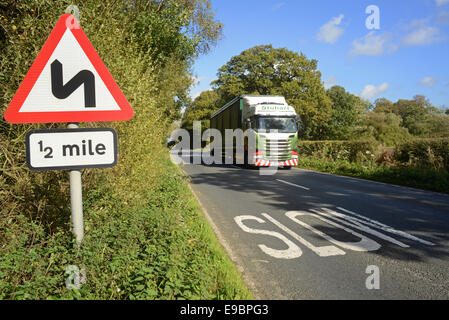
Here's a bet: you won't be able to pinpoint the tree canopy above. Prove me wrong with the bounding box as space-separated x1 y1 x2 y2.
324 85 368 140
181 90 220 131
355 112 412 146
372 95 449 138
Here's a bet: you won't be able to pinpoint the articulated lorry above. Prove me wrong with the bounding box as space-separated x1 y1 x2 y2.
210 95 299 167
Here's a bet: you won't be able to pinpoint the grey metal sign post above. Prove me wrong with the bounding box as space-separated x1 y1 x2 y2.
68 123 84 246
25 126 118 246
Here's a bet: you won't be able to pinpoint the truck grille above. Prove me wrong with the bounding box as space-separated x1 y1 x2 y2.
263 139 291 161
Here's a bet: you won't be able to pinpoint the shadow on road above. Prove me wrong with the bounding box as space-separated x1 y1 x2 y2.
173 150 449 263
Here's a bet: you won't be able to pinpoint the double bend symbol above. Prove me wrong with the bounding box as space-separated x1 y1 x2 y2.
51 59 96 108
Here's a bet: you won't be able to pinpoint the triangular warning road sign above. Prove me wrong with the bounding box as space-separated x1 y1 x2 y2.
4 14 134 124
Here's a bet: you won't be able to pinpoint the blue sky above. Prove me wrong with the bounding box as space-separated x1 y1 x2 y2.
191 0 449 108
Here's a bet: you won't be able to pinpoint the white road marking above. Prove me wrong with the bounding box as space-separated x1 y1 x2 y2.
312 208 410 248
234 206 435 260
276 179 310 191
234 215 302 259
261 213 346 257
285 211 381 252
335 207 436 246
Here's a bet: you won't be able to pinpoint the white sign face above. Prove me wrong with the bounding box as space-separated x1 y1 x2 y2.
26 128 117 171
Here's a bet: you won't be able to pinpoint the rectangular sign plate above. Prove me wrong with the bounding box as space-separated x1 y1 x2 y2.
26 128 118 171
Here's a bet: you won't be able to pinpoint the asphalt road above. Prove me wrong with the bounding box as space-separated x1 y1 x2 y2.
172 150 449 299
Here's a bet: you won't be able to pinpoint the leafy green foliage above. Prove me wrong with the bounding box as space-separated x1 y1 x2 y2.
324 86 368 140
0 0 251 300
371 95 449 139
394 138 449 172
130 0 222 121
373 98 396 114
298 140 379 163
424 113 449 138
395 96 432 136
181 89 220 131
296 138 449 194
0 156 252 299
297 157 449 194
355 112 412 146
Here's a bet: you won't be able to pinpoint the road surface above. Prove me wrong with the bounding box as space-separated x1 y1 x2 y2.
172 150 449 299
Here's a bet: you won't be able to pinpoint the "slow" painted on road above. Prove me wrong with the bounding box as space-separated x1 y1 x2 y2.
234 207 435 259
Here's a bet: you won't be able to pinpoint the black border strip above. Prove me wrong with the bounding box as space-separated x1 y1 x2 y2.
25 128 118 171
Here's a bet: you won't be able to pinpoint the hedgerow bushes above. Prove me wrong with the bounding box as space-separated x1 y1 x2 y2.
298 138 449 171
394 138 449 172
1 1 250 300
297 139 449 193
297 140 379 163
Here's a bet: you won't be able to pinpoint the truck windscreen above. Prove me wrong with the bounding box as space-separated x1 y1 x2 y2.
257 117 297 133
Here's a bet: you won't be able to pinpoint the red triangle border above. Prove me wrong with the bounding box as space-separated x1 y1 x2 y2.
4 14 134 124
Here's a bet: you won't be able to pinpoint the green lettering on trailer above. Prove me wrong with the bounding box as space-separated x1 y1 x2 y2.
260 105 290 111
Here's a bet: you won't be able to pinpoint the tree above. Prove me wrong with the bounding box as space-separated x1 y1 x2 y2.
373 98 396 114
181 90 220 130
324 86 367 140
133 0 223 67
424 113 449 137
356 112 412 146
211 45 332 140
393 95 435 136
130 0 223 121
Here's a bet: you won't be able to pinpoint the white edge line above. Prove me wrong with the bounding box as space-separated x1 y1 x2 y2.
276 179 310 191
292 167 449 198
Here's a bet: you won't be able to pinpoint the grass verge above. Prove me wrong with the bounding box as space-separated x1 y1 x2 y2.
0 152 253 300
297 157 449 194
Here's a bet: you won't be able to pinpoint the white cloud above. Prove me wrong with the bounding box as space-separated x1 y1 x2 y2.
350 18 444 57
317 14 345 44
419 76 439 88
323 76 338 89
359 83 389 100
272 2 285 10
350 32 397 56
402 25 441 46
436 0 449 6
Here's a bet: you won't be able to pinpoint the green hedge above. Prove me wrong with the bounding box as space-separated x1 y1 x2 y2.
297 140 379 163
297 157 449 194
0 1 249 300
394 138 449 172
